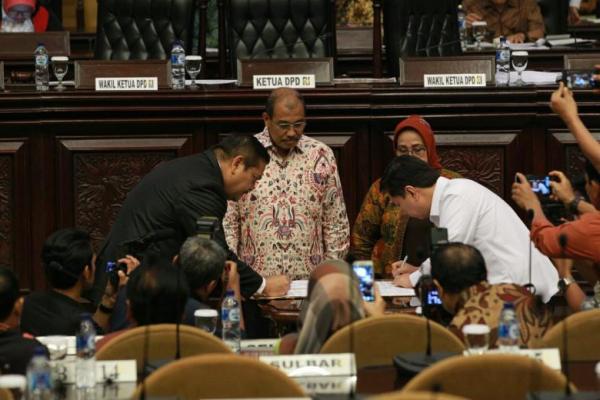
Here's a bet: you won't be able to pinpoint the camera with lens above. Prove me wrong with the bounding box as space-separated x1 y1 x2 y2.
196 216 219 239
105 260 128 289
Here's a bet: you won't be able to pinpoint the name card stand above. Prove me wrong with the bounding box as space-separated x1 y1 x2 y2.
0 62 4 90
0 32 70 60
58 359 137 384
399 56 496 86
74 60 171 90
237 58 334 87
563 53 600 70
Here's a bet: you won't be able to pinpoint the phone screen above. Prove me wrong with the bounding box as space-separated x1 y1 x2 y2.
352 261 374 302
528 176 552 197
426 289 442 305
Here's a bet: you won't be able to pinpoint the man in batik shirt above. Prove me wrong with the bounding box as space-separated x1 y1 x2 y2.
224 88 350 280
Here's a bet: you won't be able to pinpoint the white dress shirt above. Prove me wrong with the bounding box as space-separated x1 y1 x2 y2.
410 177 559 303
570 0 581 8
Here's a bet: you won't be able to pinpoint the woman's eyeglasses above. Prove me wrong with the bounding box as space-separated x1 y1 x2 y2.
396 145 426 156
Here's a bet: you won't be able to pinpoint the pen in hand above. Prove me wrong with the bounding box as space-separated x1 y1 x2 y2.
392 255 408 278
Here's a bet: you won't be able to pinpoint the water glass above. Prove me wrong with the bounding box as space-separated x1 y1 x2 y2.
194 309 218 334
51 56 69 91
185 55 203 89
463 324 490 355
511 51 528 86
472 21 487 51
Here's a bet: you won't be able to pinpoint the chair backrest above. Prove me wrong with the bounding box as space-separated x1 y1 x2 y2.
95 0 196 60
537 0 568 35
221 0 337 76
0 388 13 400
132 353 306 398
96 324 231 373
383 0 461 77
373 391 468 400
539 308 600 361
319 314 465 368
403 353 571 400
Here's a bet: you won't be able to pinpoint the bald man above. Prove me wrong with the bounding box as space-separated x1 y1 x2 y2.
223 88 350 281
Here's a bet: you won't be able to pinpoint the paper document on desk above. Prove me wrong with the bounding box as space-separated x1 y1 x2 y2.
376 281 416 297
510 71 561 85
287 280 309 297
508 43 548 50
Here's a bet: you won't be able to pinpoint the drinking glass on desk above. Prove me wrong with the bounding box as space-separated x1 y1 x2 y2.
472 21 488 51
51 56 69 91
463 324 490 355
185 55 202 89
511 51 528 86
44 335 69 384
194 309 218 334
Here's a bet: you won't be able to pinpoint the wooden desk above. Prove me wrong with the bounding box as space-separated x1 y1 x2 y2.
0 85 598 290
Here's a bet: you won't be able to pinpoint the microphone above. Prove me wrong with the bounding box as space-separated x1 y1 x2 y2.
248 32 333 59
523 209 536 295
415 38 462 54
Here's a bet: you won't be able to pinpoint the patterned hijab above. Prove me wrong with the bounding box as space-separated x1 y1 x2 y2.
294 260 365 354
393 115 443 170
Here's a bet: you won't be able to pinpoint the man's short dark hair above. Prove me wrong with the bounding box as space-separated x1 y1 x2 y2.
380 155 440 197
179 235 225 291
584 158 600 185
430 242 487 294
265 88 305 118
213 135 270 168
41 228 93 290
0 267 19 321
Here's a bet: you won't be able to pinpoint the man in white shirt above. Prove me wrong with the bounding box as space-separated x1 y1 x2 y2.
380 155 559 303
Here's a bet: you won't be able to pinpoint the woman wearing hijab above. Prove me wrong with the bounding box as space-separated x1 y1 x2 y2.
278 259 385 354
351 115 461 279
0 0 61 32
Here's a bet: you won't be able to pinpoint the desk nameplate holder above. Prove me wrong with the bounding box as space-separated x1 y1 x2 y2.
237 58 334 87
55 359 137 384
399 55 496 86
260 353 356 395
0 32 70 60
75 60 171 90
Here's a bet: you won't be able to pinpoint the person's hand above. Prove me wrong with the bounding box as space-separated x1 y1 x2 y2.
391 261 418 278
393 273 414 288
548 170 576 205
363 284 386 317
551 82 579 124
512 172 542 213
116 255 140 287
568 6 581 25
224 261 239 292
507 33 525 44
465 13 482 27
263 275 290 297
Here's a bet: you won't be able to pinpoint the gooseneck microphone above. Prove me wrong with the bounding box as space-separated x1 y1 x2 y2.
523 209 537 295
559 234 572 397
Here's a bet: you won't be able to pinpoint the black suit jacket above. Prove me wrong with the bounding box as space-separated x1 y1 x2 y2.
93 149 263 303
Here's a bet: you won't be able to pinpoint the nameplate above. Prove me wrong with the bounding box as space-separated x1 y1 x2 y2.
399 56 495 86
295 376 356 395
241 339 278 350
423 74 486 88
237 58 333 87
75 60 170 90
59 360 137 384
470 348 561 370
259 353 356 376
95 77 158 91
253 74 315 90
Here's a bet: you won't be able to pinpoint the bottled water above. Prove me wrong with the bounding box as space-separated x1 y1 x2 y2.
495 37 510 86
170 40 186 90
497 302 520 352
76 313 96 389
221 289 241 353
26 346 52 400
34 44 49 92
457 4 467 51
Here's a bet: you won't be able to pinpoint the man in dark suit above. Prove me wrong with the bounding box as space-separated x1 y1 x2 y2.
92 136 291 319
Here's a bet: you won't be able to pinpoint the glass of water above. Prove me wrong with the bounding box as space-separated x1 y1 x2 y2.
51 56 69 91
472 21 488 51
194 309 218 334
511 51 529 86
462 324 490 355
44 335 69 384
185 55 203 89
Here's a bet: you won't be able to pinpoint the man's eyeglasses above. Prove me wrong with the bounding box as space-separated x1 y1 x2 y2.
274 121 306 131
7 9 32 19
396 145 427 156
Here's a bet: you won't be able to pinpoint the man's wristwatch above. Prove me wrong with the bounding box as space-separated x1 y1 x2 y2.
558 276 575 293
568 195 582 215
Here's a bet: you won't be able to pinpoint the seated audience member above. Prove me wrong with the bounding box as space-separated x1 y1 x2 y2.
463 0 544 43
0 267 47 375
431 243 553 347
380 155 559 303
96 258 190 350
177 235 241 326
0 0 61 32
278 259 385 354
21 228 138 336
352 115 460 278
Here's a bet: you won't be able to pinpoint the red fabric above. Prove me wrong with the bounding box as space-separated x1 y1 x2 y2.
3 0 35 11
393 115 443 170
32 5 48 32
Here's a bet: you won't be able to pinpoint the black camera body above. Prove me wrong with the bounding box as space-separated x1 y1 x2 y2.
105 261 128 289
196 216 219 239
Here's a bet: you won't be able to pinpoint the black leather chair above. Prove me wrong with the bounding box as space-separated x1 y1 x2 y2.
95 0 197 60
219 0 336 77
537 0 568 35
379 0 461 77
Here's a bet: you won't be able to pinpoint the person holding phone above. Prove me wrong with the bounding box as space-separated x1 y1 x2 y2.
352 115 461 279
277 259 385 354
